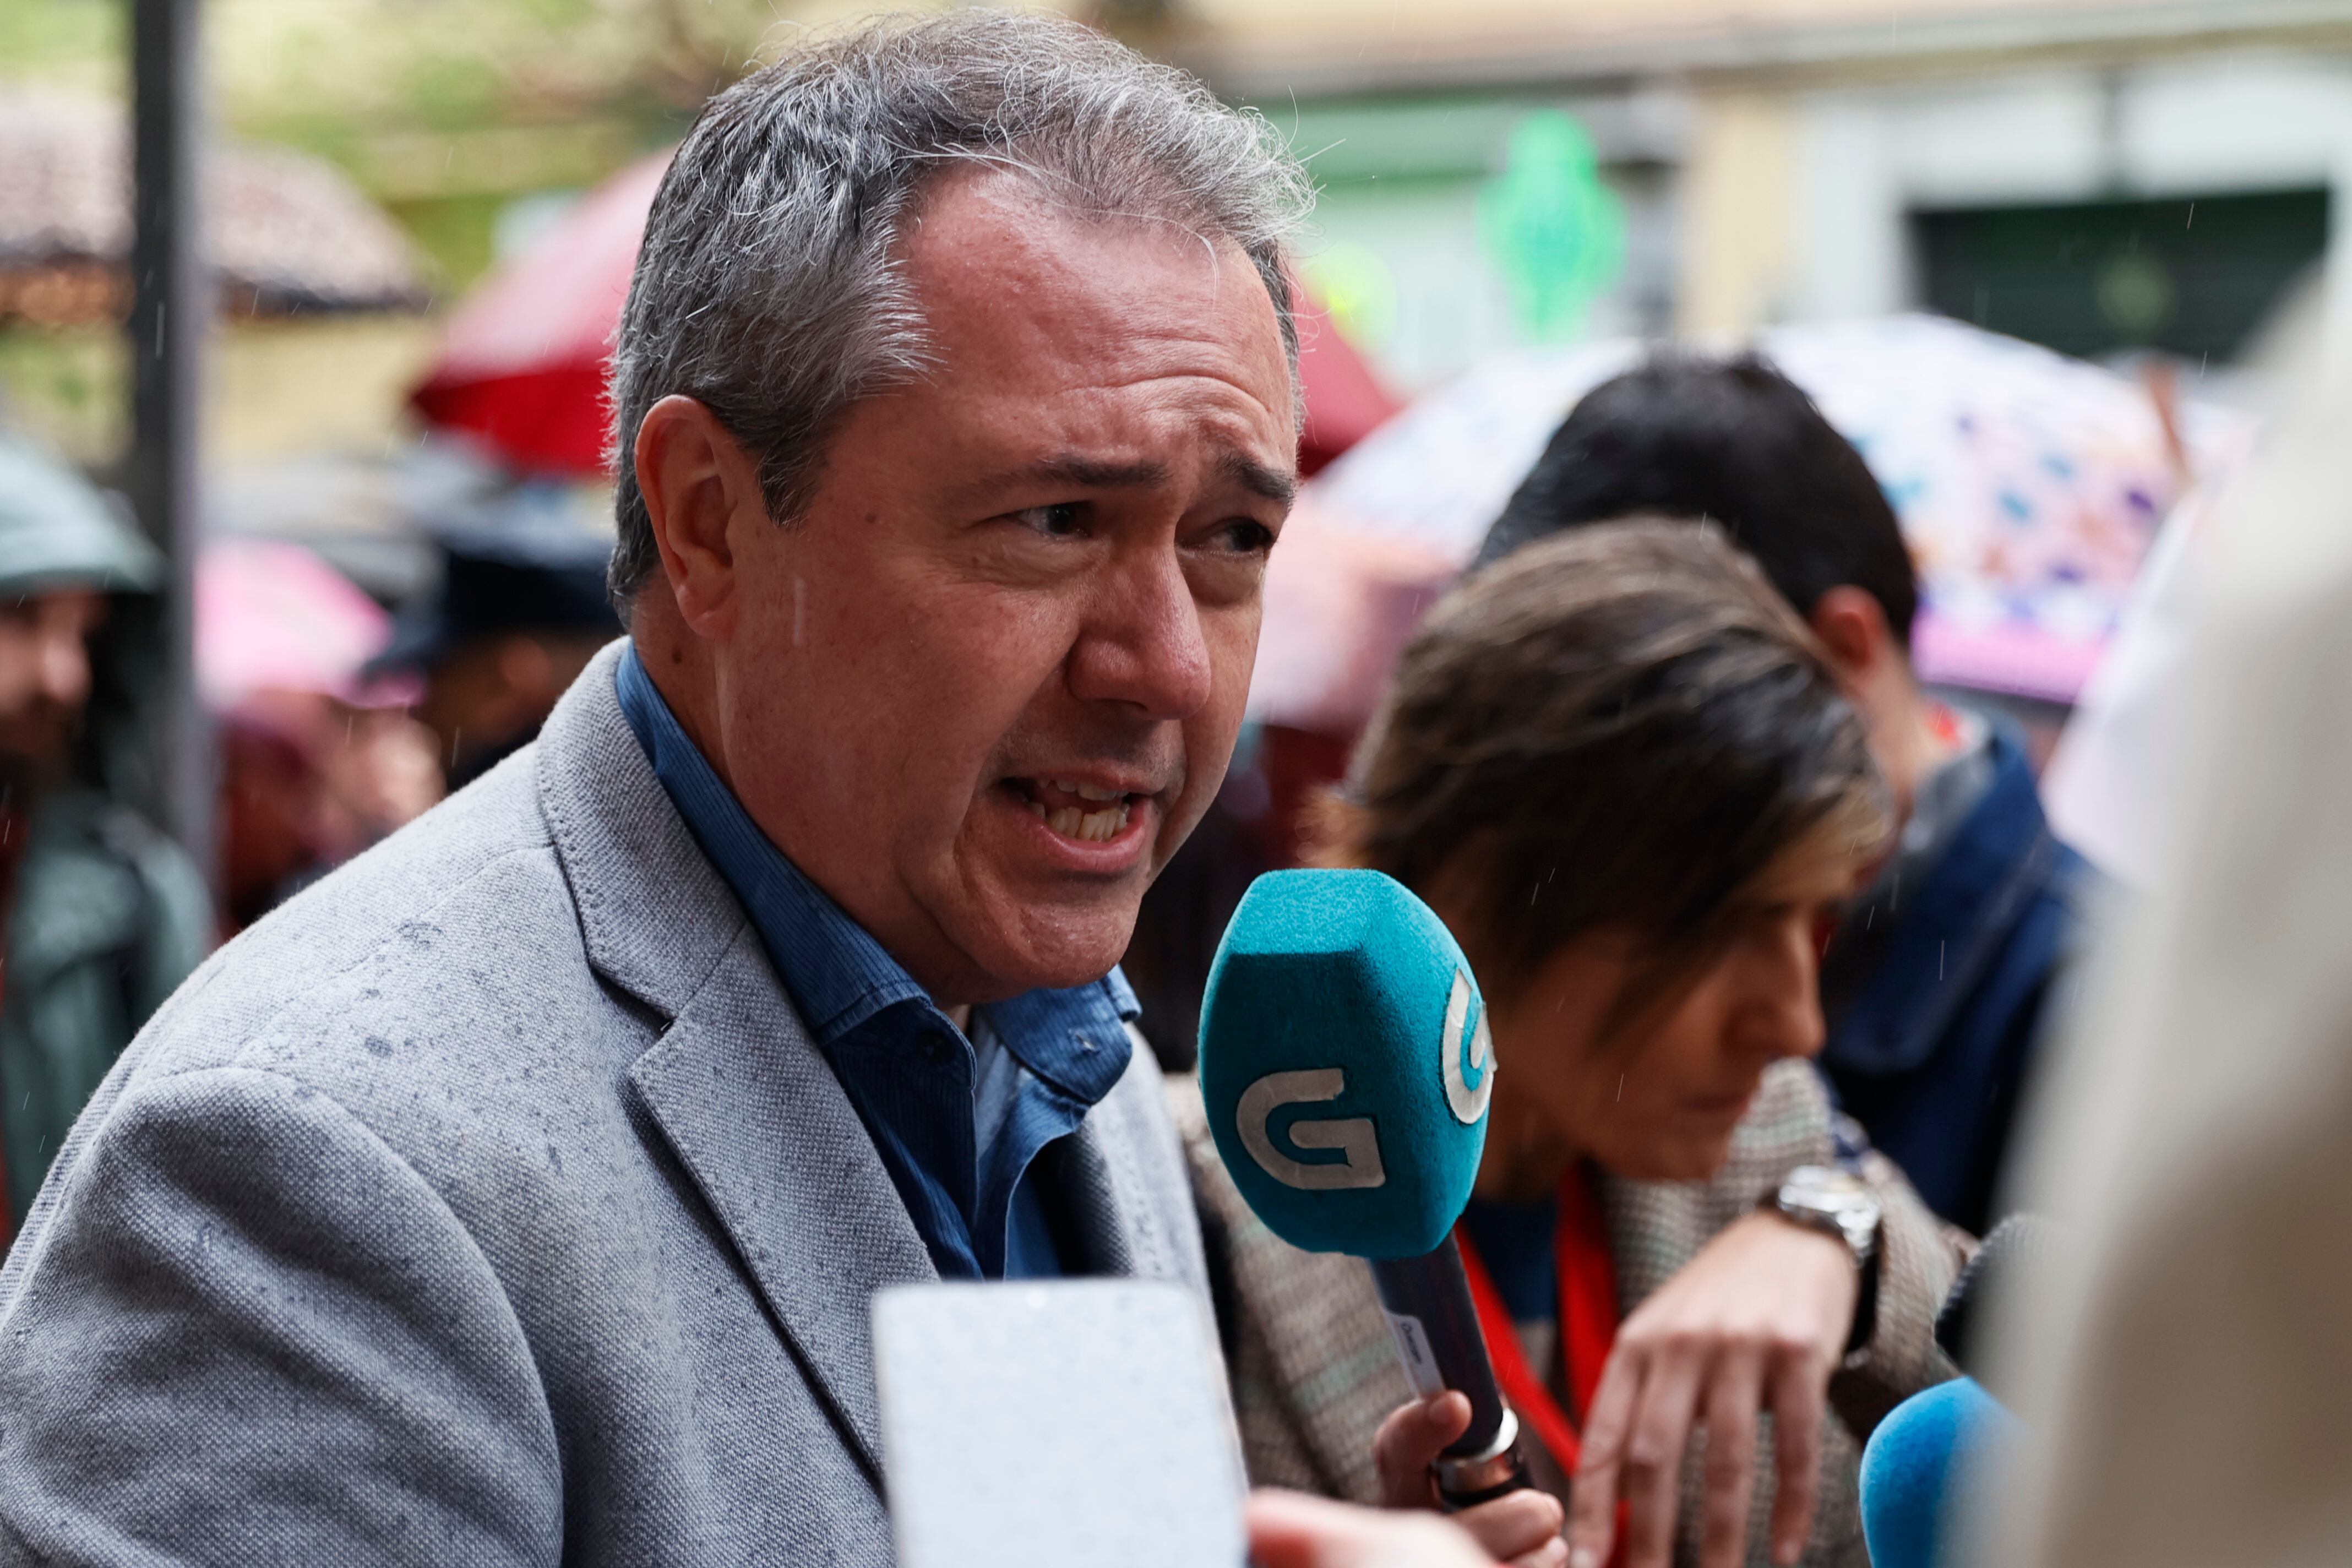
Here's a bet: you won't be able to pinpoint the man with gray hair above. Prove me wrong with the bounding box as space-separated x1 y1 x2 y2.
0 14 1309 1561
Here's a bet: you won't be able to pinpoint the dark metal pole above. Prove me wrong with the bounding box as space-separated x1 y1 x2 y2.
126 0 214 872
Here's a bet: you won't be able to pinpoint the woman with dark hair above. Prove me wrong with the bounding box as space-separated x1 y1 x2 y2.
1179 520 1971 1568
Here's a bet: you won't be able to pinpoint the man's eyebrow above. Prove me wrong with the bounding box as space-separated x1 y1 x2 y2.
975 451 1295 506
1004 455 1172 491
1220 451 1298 507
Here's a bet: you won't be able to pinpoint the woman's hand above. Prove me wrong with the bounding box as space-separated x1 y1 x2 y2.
1249 1490 1499 1568
1372 1391 1567 1568
1568 1210 1857 1568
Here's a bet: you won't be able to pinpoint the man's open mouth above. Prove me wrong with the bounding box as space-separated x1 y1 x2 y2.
1007 777 1139 843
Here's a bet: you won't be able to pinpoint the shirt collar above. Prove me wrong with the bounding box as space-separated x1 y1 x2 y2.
612 644 1138 1066
989 967 1138 1104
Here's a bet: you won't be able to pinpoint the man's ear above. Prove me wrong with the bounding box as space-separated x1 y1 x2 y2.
1806 586 1897 685
633 395 766 641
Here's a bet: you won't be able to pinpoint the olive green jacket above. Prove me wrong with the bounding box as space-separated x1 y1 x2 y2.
1 790 210 1227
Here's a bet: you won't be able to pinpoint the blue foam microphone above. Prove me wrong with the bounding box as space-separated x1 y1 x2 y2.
1859 1378 2019 1568
1199 868 1528 1507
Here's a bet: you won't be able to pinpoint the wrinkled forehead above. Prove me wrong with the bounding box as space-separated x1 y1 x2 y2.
897 167 1297 413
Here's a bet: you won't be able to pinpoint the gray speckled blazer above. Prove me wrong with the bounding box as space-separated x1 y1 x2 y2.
0 641 1206 1566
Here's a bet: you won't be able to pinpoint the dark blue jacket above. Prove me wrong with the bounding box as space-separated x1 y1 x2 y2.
1821 729 2095 1235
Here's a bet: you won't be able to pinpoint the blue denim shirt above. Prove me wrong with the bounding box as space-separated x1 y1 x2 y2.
613 647 1137 1278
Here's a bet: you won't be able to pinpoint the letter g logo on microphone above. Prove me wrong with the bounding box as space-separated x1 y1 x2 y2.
1441 970 1494 1125
1235 1069 1387 1191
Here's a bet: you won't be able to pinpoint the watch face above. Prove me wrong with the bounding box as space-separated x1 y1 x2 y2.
1783 1169 1869 1211
1778 1168 1881 1253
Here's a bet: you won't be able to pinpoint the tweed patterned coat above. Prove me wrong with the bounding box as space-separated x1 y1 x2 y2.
1174 1059 1973 1567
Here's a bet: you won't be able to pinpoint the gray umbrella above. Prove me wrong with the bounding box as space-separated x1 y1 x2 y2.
0 91 427 325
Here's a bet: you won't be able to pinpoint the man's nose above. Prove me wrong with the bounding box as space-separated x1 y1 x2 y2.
36 614 92 711
1065 548 1215 720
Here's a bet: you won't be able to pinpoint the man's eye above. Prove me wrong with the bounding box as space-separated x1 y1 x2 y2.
1206 519 1276 555
1014 502 1085 537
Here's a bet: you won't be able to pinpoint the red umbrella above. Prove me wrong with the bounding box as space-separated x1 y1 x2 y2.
411 155 1398 477
409 156 665 472
1292 296 1400 476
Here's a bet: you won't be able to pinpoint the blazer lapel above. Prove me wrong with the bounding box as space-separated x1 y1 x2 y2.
536 644 935 1477
629 922 937 1475
1054 1025 1208 1291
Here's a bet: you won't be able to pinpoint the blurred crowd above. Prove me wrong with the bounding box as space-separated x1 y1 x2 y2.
208 504 617 929
0 432 618 1234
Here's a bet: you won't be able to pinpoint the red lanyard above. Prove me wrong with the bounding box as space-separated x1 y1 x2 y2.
1453 1163 1621 1483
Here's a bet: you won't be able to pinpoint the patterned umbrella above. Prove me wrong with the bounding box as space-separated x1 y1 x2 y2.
197 538 415 709
1258 313 2254 727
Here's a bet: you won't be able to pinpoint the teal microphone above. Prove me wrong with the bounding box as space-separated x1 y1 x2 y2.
1860 1378 2019 1568
1199 869 1529 1507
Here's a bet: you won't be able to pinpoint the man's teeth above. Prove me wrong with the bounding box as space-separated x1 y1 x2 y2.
1048 779 1125 803
1023 795 1131 842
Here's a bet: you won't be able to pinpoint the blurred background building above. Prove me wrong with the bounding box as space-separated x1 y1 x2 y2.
10 1 2350 443
1183 0 2352 391
9 0 2350 460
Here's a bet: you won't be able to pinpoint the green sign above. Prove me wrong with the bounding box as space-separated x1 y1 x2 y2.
1478 111 1625 342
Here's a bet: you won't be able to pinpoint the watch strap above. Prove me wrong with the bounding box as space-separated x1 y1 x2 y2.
1842 1237 1881 1362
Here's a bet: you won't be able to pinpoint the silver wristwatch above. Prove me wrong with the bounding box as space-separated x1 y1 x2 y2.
1766 1165 1883 1359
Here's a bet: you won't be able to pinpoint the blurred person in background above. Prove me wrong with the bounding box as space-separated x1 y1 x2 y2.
1474 355 2095 1235
372 509 620 792
0 435 210 1247
217 692 442 930
1181 523 1969 1568
203 538 446 932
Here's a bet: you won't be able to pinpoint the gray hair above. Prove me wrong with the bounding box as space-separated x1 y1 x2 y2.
606 9 1314 607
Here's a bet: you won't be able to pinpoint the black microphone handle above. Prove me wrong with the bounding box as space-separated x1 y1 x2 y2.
1368 1237 1533 1509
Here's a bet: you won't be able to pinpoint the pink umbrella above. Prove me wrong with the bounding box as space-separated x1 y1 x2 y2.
197 538 415 709
1294 302 1403 476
